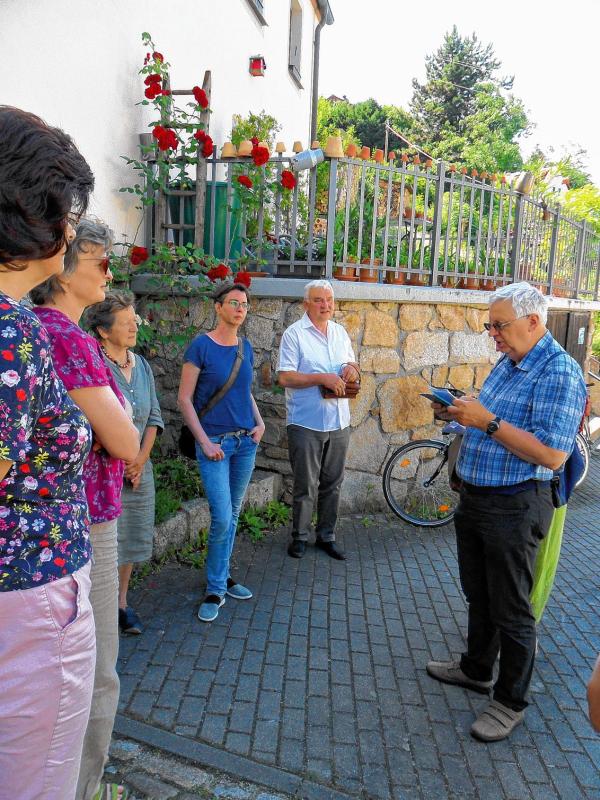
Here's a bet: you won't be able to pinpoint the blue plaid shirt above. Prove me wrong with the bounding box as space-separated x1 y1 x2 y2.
457 332 586 486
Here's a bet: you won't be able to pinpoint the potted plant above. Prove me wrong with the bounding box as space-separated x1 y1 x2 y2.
384 240 409 285
464 260 479 290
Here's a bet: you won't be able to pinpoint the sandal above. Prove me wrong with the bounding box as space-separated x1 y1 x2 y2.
91 783 129 800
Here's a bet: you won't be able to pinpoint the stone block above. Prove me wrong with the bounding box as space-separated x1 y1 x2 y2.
244 315 274 351
474 364 493 389
378 376 433 432
256 454 293 475
359 347 400 374
448 365 474 390
431 366 449 386
347 417 388 474
340 469 386 512
252 297 283 320
437 304 465 331
410 424 440 440
125 773 179 798
245 470 283 508
399 304 433 331
449 331 496 364
403 331 449 372
349 374 377 427
375 302 399 318
260 361 272 387
135 751 212 790
335 311 363 343
363 309 399 347
153 512 189 559
181 499 211 537
466 307 488 332
284 302 304 326
189 297 215 328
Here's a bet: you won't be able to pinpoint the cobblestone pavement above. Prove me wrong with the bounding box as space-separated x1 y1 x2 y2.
114 457 600 799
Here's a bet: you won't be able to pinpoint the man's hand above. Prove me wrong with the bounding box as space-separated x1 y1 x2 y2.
321 372 347 397
446 396 495 431
588 654 600 732
341 364 360 382
431 401 453 422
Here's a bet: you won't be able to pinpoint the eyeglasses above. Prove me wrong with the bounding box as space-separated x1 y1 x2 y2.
310 297 334 305
78 256 111 275
225 299 249 310
66 212 83 227
483 315 529 332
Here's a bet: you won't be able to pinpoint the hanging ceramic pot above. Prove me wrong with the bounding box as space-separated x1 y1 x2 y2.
237 140 253 157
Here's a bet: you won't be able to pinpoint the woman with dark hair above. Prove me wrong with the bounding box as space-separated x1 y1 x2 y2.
32 219 139 800
86 290 163 636
0 106 96 799
178 282 265 623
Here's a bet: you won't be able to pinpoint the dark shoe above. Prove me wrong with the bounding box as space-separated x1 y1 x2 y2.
426 659 492 694
287 540 306 558
119 606 143 635
471 699 524 741
315 539 346 560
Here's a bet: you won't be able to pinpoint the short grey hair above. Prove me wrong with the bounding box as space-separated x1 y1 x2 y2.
489 281 548 324
85 289 135 339
304 279 334 301
29 217 114 305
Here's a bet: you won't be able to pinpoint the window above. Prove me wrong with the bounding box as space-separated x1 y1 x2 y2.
245 0 267 25
288 0 303 86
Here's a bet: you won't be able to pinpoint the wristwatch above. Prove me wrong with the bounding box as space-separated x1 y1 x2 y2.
486 416 501 436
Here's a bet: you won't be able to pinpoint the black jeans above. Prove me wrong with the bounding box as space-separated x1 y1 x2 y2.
454 482 554 711
287 425 350 542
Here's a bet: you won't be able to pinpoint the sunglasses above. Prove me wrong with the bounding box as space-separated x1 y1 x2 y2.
483 315 529 332
78 256 111 275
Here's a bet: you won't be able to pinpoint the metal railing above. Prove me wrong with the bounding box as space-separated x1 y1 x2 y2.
145 147 600 299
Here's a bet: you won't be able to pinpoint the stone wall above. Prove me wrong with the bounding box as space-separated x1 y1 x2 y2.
137 290 512 513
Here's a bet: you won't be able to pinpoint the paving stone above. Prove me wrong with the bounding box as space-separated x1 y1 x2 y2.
124 772 179 798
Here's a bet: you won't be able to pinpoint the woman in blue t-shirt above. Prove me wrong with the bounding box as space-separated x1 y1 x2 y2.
178 282 265 622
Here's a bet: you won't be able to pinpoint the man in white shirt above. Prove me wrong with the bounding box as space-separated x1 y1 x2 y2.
278 280 359 560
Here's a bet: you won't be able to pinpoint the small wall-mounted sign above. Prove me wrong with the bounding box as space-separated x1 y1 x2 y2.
249 56 267 77
578 327 586 345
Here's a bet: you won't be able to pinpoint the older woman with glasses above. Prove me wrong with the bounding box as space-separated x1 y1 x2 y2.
85 290 163 636
0 106 95 800
178 282 265 623
31 220 139 800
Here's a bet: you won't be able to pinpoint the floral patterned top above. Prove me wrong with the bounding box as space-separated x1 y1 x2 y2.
34 307 126 525
0 293 92 591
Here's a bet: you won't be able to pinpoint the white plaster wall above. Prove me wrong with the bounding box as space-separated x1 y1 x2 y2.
2 0 318 242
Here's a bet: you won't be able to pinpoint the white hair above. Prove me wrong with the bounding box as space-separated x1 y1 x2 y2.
489 281 548 324
304 279 334 301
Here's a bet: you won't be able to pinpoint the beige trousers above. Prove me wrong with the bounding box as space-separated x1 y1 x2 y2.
76 519 120 800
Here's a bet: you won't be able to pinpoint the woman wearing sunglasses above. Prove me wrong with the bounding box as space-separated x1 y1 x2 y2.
31 219 139 800
178 282 265 623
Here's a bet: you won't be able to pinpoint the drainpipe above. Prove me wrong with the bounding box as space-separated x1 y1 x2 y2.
310 1 334 143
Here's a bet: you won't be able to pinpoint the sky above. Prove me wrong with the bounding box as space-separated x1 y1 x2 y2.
319 0 599 184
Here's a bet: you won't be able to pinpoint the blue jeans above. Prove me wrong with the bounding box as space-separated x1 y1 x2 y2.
196 432 258 597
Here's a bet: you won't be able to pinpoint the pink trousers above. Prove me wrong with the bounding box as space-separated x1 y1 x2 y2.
0 562 96 800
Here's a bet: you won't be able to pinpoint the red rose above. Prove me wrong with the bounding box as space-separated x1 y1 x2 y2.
54 557 66 567
207 264 231 282
1 350 13 360
129 246 149 266
19 464 31 473
281 170 296 190
145 84 162 100
16 389 26 401
152 125 178 151
144 73 162 86
251 137 259 147
251 145 269 167
161 90 171 96
153 52 164 62
194 129 206 142
192 86 209 109
38 488 50 497
237 175 253 189
235 271 252 288
144 52 151 65
202 135 214 158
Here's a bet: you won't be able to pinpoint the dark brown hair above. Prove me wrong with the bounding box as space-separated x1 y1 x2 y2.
85 289 136 338
211 282 251 304
0 106 94 270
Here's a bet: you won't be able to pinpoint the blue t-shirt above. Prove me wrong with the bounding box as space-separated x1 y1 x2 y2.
183 335 255 436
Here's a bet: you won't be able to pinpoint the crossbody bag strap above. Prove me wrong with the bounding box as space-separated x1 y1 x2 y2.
198 337 245 419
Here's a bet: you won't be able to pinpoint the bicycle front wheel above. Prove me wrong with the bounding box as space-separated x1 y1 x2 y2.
382 439 457 527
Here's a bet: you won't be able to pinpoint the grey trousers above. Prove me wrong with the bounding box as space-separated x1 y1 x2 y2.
287 424 350 542
76 519 120 800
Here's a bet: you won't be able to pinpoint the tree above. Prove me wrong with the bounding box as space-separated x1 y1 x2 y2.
317 96 414 152
410 26 513 144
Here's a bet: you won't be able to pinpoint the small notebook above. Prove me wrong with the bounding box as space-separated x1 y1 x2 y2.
419 386 456 407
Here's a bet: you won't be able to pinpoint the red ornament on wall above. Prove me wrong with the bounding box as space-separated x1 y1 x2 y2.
249 55 266 77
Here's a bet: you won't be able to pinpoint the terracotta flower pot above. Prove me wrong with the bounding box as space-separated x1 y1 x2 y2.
480 279 495 291
334 265 358 279
384 270 406 285
359 146 371 160
325 135 344 158
374 149 384 163
221 142 237 158
237 140 253 157
346 143 358 158
359 259 381 282
465 276 479 290
409 273 426 286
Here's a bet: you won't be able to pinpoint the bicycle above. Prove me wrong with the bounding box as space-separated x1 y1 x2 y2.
382 421 464 528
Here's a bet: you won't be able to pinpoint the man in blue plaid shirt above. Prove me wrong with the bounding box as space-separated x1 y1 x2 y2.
427 282 586 742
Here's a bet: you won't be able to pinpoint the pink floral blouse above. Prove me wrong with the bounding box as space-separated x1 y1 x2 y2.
34 307 125 524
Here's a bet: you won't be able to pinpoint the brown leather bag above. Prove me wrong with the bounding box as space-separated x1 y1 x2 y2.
320 379 361 400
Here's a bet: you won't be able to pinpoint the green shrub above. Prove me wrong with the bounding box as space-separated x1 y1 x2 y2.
153 455 203 524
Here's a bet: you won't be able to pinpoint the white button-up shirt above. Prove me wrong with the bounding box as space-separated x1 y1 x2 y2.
278 312 356 431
